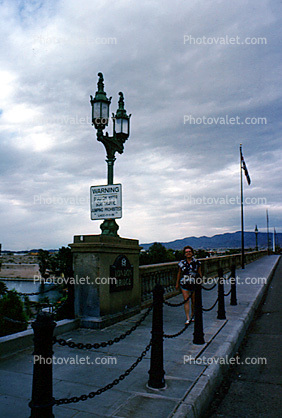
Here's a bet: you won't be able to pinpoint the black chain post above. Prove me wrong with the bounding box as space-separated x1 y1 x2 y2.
148 284 165 388
230 264 237 305
29 312 56 417
193 280 205 344
217 267 226 319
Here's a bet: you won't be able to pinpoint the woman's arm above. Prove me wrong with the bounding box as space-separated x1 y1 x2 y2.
198 265 202 278
176 267 181 290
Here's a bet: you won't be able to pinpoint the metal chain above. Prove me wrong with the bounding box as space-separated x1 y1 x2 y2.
224 289 232 297
163 293 193 307
53 304 153 349
55 339 152 405
202 283 217 291
2 316 27 324
202 271 234 292
164 317 194 338
202 298 218 312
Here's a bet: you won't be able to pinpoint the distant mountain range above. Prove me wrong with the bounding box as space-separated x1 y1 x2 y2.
141 231 280 250
1 231 280 253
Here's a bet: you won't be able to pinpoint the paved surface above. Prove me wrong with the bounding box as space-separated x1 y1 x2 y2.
0 263 40 279
205 256 282 418
0 255 279 418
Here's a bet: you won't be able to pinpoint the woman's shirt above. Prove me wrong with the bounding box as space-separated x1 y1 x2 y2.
178 257 201 286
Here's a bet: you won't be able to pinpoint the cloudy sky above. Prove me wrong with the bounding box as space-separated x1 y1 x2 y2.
0 0 281 250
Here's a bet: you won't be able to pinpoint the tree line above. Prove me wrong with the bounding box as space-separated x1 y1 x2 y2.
139 242 209 265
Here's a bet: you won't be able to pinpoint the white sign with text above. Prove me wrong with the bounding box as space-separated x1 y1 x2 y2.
90 184 122 220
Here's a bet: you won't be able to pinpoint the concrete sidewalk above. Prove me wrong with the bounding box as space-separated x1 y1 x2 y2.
206 256 282 417
0 255 279 418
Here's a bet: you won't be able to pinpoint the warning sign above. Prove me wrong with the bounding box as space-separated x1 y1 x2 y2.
90 184 122 220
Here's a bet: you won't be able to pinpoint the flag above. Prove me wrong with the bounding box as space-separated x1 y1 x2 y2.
240 146 251 185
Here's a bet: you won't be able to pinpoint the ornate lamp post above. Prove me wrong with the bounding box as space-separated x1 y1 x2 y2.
90 73 131 236
255 224 258 251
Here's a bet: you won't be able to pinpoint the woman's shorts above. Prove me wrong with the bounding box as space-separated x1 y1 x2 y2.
180 284 195 292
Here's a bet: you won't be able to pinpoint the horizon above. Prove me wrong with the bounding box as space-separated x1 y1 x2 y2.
1 230 278 252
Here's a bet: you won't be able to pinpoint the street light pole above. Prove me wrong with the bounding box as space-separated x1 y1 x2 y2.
240 144 245 269
90 73 131 236
255 224 258 251
266 209 270 255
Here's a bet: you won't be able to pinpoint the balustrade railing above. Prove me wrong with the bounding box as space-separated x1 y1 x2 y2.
140 262 178 305
140 250 267 306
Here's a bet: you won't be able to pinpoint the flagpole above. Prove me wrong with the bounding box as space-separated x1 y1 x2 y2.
266 209 270 255
240 144 245 269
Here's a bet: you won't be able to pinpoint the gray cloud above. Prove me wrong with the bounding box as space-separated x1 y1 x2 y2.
0 0 281 249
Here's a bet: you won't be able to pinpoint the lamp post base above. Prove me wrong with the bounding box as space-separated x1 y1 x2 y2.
100 219 119 236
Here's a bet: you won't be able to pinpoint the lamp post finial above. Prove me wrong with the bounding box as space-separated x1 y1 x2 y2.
97 72 104 92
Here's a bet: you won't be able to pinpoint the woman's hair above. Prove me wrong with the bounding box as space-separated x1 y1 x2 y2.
183 245 194 255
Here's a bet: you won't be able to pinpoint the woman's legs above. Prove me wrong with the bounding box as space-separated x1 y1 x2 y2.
181 288 191 321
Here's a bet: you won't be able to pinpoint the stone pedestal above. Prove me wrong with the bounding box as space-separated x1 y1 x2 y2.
70 235 141 329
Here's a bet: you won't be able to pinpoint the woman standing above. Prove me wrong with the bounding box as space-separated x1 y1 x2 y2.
176 245 202 324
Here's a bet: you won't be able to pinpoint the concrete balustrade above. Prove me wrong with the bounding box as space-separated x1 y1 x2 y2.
140 250 267 306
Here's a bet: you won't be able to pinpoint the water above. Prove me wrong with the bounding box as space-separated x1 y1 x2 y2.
0 279 62 302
